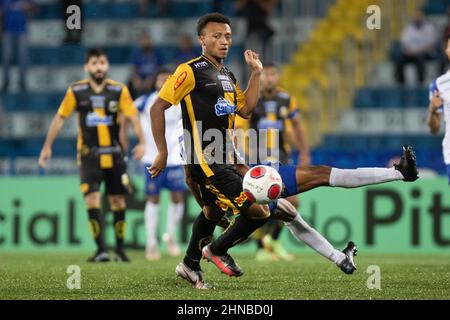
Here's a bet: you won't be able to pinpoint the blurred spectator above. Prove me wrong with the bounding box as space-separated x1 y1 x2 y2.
235 0 277 62
62 0 83 44
395 9 436 86
0 0 36 92
139 0 167 17
173 34 199 66
439 7 450 74
128 33 163 99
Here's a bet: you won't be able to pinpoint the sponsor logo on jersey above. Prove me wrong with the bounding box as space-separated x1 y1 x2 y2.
217 75 229 81
263 100 278 113
214 97 236 116
86 112 114 127
107 84 122 92
174 71 187 90
277 91 290 99
193 61 208 69
72 84 89 92
221 81 233 92
90 95 106 109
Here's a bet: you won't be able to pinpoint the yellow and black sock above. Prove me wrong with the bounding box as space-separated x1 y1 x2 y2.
183 212 217 271
88 208 106 252
113 209 126 252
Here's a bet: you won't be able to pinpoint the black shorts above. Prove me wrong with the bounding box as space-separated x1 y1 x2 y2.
197 165 253 215
79 154 128 196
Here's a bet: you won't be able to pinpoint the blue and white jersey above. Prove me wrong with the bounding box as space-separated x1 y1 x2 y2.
430 73 450 164
135 91 184 166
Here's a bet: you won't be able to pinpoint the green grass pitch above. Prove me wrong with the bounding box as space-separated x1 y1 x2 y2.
1 251 449 300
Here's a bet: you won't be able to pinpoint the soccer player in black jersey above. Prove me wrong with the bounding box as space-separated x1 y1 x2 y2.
149 13 267 288
38 49 145 262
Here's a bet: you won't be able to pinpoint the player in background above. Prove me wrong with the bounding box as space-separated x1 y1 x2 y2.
428 39 450 179
235 62 311 261
132 68 186 260
38 48 145 262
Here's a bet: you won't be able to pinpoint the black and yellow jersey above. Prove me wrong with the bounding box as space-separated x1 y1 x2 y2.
235 87 299 164
159 55 246 179
57 79 137 169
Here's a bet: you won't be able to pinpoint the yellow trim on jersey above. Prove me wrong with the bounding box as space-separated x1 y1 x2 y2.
57 87 77 118
184 94 214 178
235 83 246 112
159 62 197 106
119 85 137 117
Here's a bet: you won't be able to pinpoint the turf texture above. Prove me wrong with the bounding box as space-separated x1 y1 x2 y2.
1 251 449 300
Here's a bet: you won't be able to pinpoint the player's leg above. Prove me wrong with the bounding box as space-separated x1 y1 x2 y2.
163 166 186 257
84 191 109 262
293 145 418 195
107 194 129 262
201 167 270 277
105 159 131 262
274 199 357 274
176 185 220 289
143 164 163 260
80 158 109 262
263 195 297 261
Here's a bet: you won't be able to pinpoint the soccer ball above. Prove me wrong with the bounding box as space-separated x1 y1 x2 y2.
242 165 283 204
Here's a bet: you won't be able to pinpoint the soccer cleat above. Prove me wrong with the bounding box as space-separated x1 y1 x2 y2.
202 244 244 277
175 262 213 290
163 233 181 257
395 145 419 182
87 251 110 262
339 241 358 275
114 250 131 262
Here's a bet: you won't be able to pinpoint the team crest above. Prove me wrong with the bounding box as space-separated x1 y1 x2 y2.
108 101 118 113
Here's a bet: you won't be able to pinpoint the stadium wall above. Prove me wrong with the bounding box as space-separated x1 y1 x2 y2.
0 177 449 253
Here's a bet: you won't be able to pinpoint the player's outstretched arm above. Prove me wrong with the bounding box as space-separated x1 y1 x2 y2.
149 97 172 177
237 50 263 119
38 114 66 167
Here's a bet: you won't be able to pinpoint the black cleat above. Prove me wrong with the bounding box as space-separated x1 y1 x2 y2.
87 251 110 262
202 244 244 277
395 145 419 182
114 250 131 262
339 241 357 275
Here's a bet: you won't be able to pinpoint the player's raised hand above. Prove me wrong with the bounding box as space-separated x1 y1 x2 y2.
148 152 167 178
132 143 145 161
244 50 263 74
38 146 52 168
430 90 443 112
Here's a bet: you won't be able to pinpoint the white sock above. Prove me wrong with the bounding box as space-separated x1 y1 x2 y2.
144 202 159 249
166 202 184 240
329 167 404 188
285 215 346 265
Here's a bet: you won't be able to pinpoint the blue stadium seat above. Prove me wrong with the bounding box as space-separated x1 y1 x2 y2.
1 92 65 111
354 87 429 108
